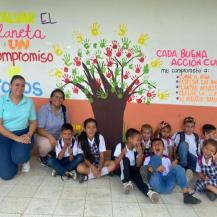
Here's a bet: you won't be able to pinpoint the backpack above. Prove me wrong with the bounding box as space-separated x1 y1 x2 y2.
58 138 75 149
177 131 200 156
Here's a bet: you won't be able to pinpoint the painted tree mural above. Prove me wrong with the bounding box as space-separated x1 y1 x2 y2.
52 23 168 149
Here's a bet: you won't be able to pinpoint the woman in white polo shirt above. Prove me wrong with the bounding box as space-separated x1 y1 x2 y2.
0 75 37 180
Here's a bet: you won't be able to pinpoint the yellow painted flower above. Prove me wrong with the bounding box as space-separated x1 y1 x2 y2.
49 69 63 78
73 31 83 43
150 59 163 68
157 91 170 100
138 34 149 45
90 23 101 36
52 44 63 56
118 24 127 37
6 65 22 78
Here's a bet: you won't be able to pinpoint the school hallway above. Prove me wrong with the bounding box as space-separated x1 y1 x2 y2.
0 157 216 217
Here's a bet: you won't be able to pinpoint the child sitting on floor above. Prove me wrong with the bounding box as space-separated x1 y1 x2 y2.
141 138 201 204
195 139 217 201
113 128 159 203
47 123 84 180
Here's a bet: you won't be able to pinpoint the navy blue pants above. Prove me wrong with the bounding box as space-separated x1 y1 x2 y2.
47 154 84 176
0 128 33 180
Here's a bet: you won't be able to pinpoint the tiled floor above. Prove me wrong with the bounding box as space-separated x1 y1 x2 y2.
0 157 217 217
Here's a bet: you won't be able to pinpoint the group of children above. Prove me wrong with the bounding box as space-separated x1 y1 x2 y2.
45 116 217 205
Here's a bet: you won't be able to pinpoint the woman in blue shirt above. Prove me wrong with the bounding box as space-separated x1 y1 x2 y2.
0 75 37 180
35 89 70 165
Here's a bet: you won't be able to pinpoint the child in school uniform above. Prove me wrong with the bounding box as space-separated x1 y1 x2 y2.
46 123 84 179
113 128 159 203
172 117 200 172
142 138 201 204
200 124 216 149
154 121 174 160
76 118 116 182
141 124 153 156
195 139 217 201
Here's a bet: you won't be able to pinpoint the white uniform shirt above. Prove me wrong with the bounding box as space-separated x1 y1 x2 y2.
114 143 137 166
56 138 81 158
172 132 199 157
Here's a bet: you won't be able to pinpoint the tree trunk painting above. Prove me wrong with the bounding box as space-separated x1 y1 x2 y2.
52 23 168 149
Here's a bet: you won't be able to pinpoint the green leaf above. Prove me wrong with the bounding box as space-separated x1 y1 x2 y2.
143 64 149 74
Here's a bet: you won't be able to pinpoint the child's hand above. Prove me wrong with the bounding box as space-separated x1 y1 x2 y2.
135 143 143 154
212 152 217 162
147 166 153 173
121 147 127 155
91 165 100 177
160 121 168 129
156 165 166 173
172 159 178 167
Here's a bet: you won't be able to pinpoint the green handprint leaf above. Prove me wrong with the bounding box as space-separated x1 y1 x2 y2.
99 39 107 48
143 64 149 74
86 60 91 65
95 50 102 59
121 58 127 67
72 68 77 75
62 54 72 66
83 39 91 49
97 90 108 99
77 49 82 58
128 64 133 70
133 45 142 56
93 43 97 48
115 67 121 76
121 37 131 50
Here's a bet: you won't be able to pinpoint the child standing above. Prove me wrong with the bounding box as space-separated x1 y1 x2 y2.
154 121 174 160
76 118 115 182
114 128 159 203
141 124 153 156
195 139 217 201
142 138 201 204
172 117 200 172
47 123 84 179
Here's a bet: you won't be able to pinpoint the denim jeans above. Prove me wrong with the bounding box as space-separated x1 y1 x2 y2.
0 128 33 180
177 141 197 172
148 155 188 194
47 154 84 176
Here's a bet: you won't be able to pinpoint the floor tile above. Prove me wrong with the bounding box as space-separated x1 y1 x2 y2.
54 199 85 216
60 186 87 200
139 204 170 217
7 185 39 198
86 187 111 202
111 187 137 203
193 205 217 217
34 185 63 199
113 202 142 217
166 204 198 217
0 197 31 214
24 198 58 215
84 201 112 217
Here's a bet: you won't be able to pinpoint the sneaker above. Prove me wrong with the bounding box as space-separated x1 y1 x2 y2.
51 170 57 177
140 166 149 183
65 170 77 181
77 173 88 183
206 190 217 201
183 192 201 204
186 169 194 183
22 161 31 173
147 190 159 204
39 156 48 167
123 181 134 194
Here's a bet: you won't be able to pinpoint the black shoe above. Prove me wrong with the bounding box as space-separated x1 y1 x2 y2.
206 190 217 201
39 156 48 166
77 173 88 183
183 192 201 204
